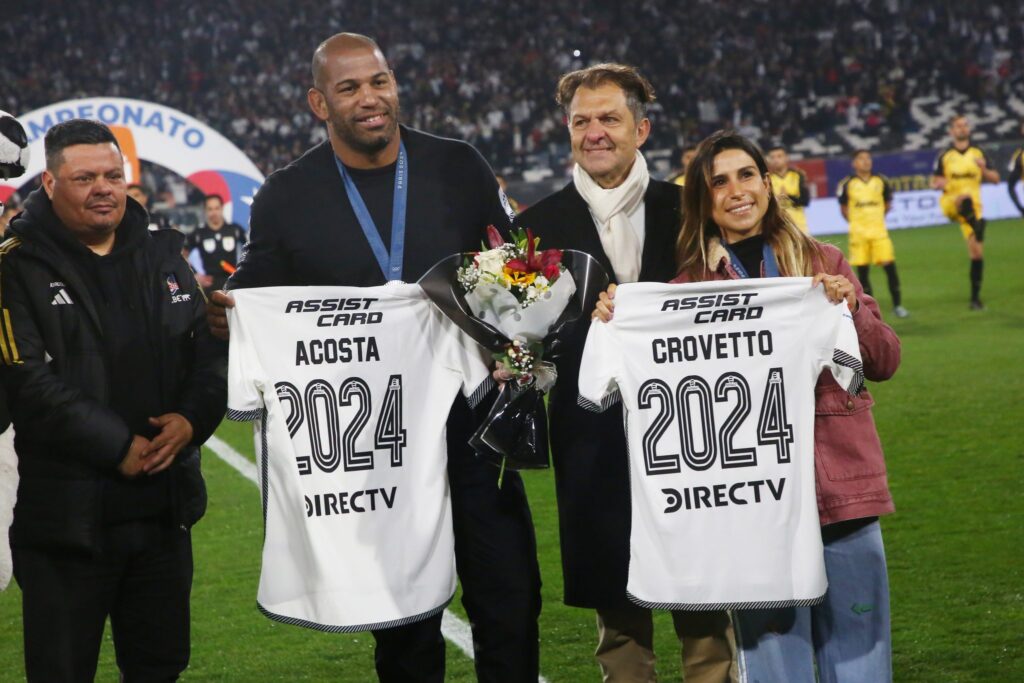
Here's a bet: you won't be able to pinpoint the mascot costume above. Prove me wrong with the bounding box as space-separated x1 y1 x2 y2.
0 109 28 591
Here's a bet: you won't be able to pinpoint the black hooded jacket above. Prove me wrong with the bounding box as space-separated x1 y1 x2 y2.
0 188 227 552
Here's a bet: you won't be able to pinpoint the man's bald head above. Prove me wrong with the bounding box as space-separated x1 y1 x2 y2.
307 32 401 166
311 33 387 91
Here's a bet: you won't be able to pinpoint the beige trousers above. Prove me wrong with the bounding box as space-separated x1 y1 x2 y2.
595 604 737 683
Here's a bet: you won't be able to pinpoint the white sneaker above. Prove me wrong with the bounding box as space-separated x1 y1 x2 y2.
893 306 909 318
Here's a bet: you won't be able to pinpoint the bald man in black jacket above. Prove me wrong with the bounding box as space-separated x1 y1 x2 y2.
208 33 540 683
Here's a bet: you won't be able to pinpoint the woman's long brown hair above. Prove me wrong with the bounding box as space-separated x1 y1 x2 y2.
675 131 821 279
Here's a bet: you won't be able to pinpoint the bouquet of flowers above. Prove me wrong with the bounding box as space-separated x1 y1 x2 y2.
455 226 575 391
420 226 609 482
457 226 567 309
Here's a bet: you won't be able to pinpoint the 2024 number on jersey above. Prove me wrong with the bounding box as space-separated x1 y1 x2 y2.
638 368 794 476
274 375 408 475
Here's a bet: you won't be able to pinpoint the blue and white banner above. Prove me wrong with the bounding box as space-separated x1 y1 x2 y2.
0 97 264 227
806 184 1019 236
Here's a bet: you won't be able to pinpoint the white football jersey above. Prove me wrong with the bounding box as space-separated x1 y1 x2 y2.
578 278 864 610
227 283 493 632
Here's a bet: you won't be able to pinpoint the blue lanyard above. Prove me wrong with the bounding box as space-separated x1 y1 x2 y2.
724 240 780 279
333 141 408 281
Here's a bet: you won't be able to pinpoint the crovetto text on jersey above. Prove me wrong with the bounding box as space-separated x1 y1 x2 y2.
652 330 773 363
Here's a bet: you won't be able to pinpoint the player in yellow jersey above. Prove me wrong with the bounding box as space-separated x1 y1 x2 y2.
838 149 908 318
666 144 697 187
1008 121 1024 217
931 114 1000 310
767 145 810 232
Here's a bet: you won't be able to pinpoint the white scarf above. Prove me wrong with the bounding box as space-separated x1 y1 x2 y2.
573 150 650 283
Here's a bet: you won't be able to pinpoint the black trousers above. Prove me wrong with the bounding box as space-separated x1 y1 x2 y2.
372 400 542 683
14 521 193 683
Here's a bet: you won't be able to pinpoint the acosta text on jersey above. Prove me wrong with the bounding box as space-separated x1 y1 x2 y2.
289 297 385 365
295 337 381 365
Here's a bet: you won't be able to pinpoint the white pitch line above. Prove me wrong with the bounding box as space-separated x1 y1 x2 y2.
207 435 258 482
204 435 550 683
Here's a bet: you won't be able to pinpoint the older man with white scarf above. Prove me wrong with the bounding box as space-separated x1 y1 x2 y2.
516 64 737 683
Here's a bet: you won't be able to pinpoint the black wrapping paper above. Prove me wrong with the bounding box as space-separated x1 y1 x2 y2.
419 250 609 470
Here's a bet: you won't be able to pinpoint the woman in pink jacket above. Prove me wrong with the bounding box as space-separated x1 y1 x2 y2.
594 130 899 683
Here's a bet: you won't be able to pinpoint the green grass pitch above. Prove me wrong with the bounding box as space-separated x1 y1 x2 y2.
1 219 1021 681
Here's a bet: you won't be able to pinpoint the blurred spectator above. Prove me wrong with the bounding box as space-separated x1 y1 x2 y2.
665 144 697 186
126 183 173 231
2 0 1022 177
0 198 21 232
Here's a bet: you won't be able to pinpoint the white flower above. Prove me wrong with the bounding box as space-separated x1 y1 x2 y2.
475 248 507 277
456 262 481 292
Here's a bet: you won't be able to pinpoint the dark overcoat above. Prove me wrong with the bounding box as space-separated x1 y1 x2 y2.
517 179 681 608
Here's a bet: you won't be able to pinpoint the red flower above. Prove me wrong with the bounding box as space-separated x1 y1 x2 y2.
486 225 505 249
539 248 562 268
510 228 563 275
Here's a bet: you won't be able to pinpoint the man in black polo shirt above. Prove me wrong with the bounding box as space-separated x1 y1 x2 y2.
185 194 246 293
207 33 540 683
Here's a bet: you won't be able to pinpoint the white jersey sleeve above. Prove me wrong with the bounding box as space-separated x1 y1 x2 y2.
577 318 622 412
815 297 865 395
432 312 495 409
225 283 489 632
226 297 268 422
577 278 864 610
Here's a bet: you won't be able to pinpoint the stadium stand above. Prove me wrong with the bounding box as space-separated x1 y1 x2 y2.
2 0 1022 182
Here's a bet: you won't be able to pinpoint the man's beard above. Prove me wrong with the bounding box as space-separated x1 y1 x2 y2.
332 106 400 156
70 218 120 246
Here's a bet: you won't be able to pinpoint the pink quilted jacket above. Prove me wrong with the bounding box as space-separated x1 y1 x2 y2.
670 239 899 526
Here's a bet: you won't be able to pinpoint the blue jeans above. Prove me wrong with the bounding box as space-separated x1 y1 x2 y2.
735 518 892 683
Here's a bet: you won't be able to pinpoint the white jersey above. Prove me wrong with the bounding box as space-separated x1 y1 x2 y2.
578 278 864 610
227 283 493 632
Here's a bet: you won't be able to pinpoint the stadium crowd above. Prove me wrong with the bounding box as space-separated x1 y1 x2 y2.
2 2 1022 675
3 0 1022 178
